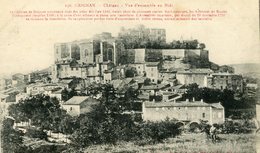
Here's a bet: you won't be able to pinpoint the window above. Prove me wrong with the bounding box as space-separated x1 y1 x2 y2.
71 67 73 71
218 112 222 118
70 107 73 111
76 67 78 71
202 113 205 118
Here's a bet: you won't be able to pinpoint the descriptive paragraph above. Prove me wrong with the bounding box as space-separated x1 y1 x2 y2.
10 3 227 22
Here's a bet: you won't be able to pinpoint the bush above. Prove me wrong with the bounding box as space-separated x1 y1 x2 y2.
134 119 181 144
25 128 48 140
219 120 254 134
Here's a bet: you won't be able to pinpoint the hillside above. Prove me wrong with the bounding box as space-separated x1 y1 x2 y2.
229 63 260 78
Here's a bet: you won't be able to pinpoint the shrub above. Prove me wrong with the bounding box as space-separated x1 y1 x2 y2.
219 120 254 134
134 119 181 144
25 128 48 140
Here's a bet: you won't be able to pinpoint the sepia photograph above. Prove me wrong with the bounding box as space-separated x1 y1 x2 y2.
0 0 259 152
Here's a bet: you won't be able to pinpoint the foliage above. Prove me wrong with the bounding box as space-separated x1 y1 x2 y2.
61 88 78 101
71 85 181 147
125 67 137 78
59 115 80 134
134 119 182 145
24 144 68 153
8 95 69 132
143 78 151 85
181 83 253 118
118 25 205 50
25 128 48 140
86 83 103 97
1 118 25 153
219 120 254 134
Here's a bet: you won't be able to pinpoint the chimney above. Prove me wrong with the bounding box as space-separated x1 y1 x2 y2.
200 99 203 102
186 99 189 102
192 97 195 102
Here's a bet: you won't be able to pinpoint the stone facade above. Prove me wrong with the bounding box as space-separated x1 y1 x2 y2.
176 69 213 87
62 96 99 116
142 100 225 124
145 62 160 83
209 73 244 92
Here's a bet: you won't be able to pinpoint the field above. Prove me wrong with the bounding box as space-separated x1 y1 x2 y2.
84 133 257 153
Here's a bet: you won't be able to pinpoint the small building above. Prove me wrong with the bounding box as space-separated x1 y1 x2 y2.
145 62 160 83
129 63 145 76
176 68 213 87
15 93 29 102
142 99 225 124
209 72 243 92
62 96 99 116
140 84 170 96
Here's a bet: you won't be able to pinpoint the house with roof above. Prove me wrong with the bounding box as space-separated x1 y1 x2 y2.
159 69 177 84
140 84 170 95
62 96 99 116
145 62 160 83
208 72 244 92
142 99 225 124
176 68 213 87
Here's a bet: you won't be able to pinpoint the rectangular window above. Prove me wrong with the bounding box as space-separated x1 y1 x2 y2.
202 113 205 118
218 112 222 118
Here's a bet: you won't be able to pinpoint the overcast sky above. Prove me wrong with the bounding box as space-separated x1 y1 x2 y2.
0 0 259 75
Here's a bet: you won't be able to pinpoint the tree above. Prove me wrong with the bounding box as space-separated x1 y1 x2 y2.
71 84 137 146
125 67 137 78
1 118 25 153
8 95 68 132
181 84 252 118
199 43 206 49
71 85 181 147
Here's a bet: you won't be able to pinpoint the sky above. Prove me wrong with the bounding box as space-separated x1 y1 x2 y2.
0 0 259 75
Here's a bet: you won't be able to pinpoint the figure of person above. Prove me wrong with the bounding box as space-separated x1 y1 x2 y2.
210 124 217 142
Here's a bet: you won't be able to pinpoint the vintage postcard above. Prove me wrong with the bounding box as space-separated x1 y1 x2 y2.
0 0 259 152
